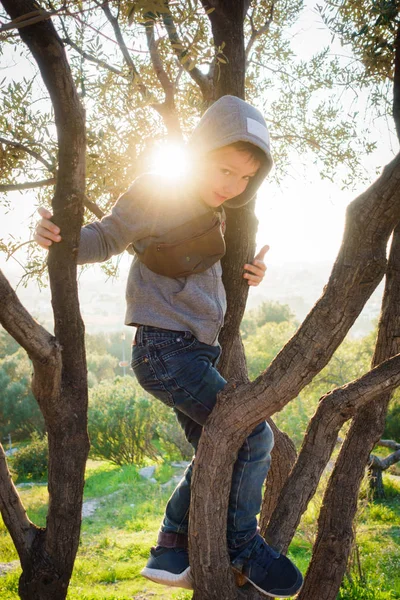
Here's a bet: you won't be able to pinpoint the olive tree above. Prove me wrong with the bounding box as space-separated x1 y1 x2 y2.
0 1 400 599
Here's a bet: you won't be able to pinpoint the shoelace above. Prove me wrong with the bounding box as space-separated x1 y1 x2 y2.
247 539 280 571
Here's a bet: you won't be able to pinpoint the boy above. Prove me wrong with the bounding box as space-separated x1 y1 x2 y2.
35 96 303 598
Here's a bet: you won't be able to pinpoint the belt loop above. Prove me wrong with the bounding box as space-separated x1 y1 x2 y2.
135 325 144 345
184 330 193 339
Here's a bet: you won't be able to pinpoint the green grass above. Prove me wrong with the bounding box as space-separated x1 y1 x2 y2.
0 463 399 599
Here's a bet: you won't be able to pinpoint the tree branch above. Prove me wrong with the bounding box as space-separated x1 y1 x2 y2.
376 438 400 450
264 351 400 552
144 19 174 105
0 269 59 365
0 6 56 33
142 18 182 137
0 443 37 565
260 419 297 532
370 448 400 470
84 195 105 219
100 0 149 97
0 136 54 171
61 31 123 75
161 4 212 100
0 177 56 191
298 220 400 600
245 3 274 64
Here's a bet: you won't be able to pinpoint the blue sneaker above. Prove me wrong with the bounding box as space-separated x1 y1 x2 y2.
141 546 193 590
231 535 303 598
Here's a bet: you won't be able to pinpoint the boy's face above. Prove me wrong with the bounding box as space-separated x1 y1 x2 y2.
194 146 261 208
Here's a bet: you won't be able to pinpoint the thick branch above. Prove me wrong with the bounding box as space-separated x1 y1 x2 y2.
0 443 37 564
376 438 400 450
0 6 56 33
0 269 62 417
259 420 297 531
370 449 400 470
0 136 54 171
265 351 400 552
0 269 58 364
298 221 400 600
0 177 56 191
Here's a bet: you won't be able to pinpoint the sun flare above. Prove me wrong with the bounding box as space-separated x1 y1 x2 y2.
149 143 189 178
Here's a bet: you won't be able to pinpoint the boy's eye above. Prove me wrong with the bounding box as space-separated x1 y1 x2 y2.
221 169 231 175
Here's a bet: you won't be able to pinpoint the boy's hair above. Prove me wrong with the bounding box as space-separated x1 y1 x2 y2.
228 141 266 165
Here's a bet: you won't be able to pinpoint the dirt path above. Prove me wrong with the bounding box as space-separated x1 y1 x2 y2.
0 560 19 576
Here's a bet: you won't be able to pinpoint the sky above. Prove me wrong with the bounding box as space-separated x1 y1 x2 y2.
0 2 398 285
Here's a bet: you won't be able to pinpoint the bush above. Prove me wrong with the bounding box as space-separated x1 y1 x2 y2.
12 433 48 481
0 349 45 441
155 404 193 460
384 391 400 441
88 377 159 465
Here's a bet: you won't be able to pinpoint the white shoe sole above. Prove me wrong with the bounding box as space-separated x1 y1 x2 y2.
141 566 193 590
243 573 304 598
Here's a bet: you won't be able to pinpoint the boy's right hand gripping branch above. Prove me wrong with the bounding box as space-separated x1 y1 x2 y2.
34 206 62 249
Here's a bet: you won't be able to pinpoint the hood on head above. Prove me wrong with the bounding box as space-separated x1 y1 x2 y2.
188 95 273 208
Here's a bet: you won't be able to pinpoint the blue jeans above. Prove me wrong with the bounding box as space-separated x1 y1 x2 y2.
131 326 274 550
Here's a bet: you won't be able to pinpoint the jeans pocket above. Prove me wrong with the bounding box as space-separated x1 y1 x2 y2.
131 345 150 369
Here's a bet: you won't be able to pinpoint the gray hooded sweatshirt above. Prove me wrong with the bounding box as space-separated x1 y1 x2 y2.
77 96 272 345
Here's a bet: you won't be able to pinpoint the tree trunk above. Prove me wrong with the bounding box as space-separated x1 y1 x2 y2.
0 2 89 598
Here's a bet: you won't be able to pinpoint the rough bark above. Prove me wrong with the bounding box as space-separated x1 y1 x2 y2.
296 35 400 598
298 222 400 600
0 1 89 599
190 150 400 598
259 421 297 533
264 351 400 553
201 0 257 379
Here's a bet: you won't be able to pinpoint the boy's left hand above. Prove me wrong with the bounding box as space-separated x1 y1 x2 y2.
243 245 269 287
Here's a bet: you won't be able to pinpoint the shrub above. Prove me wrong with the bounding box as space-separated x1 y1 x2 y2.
12 433 48 481
155 404 193 460
88 377 159 465
0 349 45 441
384 391 400 441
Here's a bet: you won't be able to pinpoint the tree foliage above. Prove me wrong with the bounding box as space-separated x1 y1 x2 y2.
1 2 400 599
319 0 399 83
0 0 380 282
0 348 45 441
88 377 159 465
